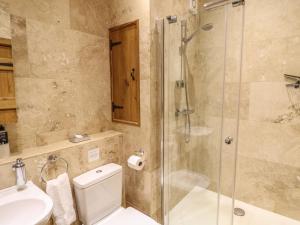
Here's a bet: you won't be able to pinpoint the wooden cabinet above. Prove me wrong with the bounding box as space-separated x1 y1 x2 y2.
109 20 140 126
0 38 17 123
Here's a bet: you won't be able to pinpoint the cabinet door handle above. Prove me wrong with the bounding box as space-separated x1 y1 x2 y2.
130 68 135 81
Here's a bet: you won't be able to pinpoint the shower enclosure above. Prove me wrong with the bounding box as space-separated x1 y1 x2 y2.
156 0 300 224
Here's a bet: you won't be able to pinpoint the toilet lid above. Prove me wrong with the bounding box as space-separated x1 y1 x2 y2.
93 207 160 225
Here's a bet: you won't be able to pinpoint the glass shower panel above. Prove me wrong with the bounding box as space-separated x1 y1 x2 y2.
161 2 245 225
233 0 300 224
217 4 245 225
162 6 230 225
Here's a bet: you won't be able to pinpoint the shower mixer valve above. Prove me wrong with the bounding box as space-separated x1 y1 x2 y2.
175 109 195 117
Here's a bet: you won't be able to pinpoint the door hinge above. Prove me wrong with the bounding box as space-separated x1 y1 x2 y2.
112 102 124 112
110 40 122 50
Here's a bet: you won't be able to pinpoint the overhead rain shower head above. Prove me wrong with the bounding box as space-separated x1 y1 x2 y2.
182 23 214 44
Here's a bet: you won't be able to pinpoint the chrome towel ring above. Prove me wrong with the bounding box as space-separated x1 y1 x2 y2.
40 155 69 183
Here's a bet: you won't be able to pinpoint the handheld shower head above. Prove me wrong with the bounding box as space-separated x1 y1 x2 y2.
182 23 214 44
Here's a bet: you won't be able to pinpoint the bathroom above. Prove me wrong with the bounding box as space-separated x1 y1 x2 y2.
0 0 299 224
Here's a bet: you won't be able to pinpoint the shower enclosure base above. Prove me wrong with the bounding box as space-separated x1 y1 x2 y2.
169 186 300 225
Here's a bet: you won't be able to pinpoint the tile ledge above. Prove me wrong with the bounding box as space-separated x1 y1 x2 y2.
0 130 123 166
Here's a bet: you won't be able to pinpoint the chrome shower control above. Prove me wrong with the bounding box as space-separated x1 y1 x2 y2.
225 136 234 145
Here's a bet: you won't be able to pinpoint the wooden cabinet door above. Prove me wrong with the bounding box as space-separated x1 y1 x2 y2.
109 21 140 126
0 38 17 123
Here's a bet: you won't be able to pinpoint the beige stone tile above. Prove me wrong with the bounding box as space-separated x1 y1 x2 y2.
109 0 150 81
238 119 300 168
286 0 300 38
236 155 300 221
70 0 110 37
0 1 8 11
204 82 249 120
0 132 123 224
248 82 290 122
198 8 227 49
197 46 225 85
284 36 300 76
12 77 76 150
26 19 80 79
0 7 11 39
11 15 31 77
242 38 287 82
2 0 70 28
36 129 70 147
223 82 249 120
244 0 300 41
125 168 152 213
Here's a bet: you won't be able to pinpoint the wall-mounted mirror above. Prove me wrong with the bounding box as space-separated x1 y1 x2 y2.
0 2 113 157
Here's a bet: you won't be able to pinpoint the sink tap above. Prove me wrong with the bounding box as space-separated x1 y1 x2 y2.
12 158 27 190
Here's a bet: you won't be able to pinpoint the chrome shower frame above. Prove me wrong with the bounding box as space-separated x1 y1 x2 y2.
203 0 245 10
159 0 246 224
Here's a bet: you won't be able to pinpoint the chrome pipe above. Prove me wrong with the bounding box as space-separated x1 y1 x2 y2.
203 0 230 9
203 0 244 10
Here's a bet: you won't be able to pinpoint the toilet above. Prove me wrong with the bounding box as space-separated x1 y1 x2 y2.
73 163 159 225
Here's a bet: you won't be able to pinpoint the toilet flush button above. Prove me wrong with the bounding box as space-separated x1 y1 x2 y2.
88 148 100 162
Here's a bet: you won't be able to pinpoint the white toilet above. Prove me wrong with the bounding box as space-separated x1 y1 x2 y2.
73 163 159 225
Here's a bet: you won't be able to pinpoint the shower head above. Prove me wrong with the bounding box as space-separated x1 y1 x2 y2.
182 23 214 44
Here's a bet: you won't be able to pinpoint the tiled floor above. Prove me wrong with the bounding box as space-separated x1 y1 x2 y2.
169 187 300 225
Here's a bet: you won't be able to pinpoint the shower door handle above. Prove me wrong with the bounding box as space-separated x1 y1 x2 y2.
225 136 233 145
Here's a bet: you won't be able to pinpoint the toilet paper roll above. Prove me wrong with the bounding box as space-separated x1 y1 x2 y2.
127 155 145 171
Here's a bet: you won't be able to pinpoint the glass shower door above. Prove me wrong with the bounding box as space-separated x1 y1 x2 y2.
160 2 245 225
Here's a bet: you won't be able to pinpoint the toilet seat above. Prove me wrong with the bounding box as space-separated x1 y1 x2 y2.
92 207 159 225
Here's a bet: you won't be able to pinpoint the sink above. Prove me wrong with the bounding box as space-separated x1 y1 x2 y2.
0 181 53 225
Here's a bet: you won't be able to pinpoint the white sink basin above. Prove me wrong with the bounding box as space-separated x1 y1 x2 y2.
0 181 53 225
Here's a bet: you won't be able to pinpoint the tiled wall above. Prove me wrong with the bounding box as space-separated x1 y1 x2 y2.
151 0 300 221
0 131 124 225
199 0 300 220
151 0 206 211
236 0 300 220
0 0 161 222
0 0 112 152
108 0 161 220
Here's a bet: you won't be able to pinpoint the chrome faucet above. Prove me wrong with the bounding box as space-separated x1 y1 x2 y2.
12 158 27 190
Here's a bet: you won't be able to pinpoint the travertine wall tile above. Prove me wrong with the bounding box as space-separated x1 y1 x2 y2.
70 0 110 37
11 15 31 77
0 131 123 225
0 7 10 39
1 2 112 152
109 0 161 219
0 0 160 223
1 0 70 28
151 0 300 222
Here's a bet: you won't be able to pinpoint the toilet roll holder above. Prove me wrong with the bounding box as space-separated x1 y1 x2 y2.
134 149 145 159
127 149 146 171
